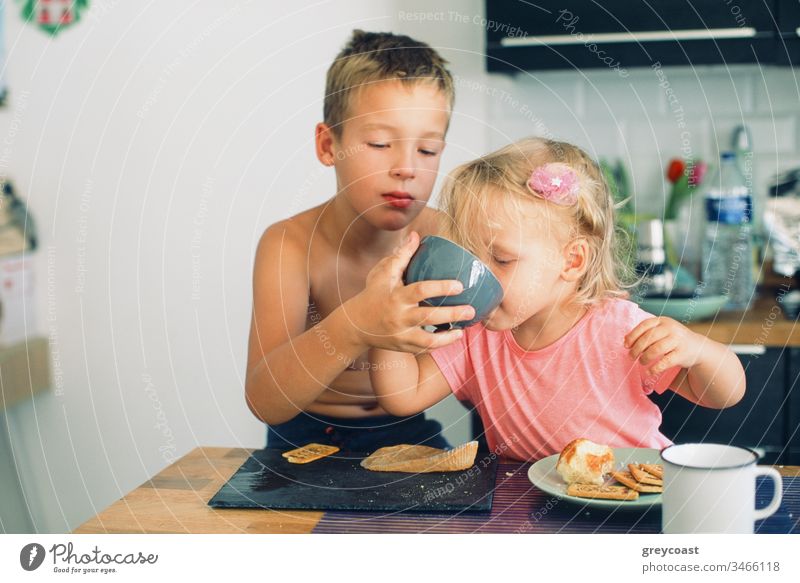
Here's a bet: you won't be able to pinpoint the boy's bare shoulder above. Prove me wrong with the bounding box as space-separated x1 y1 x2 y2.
256 205 325 263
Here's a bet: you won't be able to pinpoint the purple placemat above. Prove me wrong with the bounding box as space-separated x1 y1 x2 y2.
312 462 800 534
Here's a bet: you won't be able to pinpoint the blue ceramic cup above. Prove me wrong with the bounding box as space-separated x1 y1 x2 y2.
403 235 504 330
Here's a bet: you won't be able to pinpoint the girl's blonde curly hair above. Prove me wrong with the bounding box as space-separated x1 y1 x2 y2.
438 137 635 307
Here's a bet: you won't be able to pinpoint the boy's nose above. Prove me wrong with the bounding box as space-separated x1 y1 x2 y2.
390 146 417 180
390 165 416 180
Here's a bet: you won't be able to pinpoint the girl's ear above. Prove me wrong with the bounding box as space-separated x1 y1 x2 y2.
315 122 336 166
562 237 589 282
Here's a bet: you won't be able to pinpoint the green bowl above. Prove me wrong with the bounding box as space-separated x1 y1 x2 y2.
633 294 728 322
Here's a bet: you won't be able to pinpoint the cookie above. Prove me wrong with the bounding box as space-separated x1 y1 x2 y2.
611 470 663 493
640 463 664 479
566 483 639 501
629 464 664 486
282 443 339 464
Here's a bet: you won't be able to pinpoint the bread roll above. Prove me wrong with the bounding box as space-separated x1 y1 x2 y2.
556 438 614 485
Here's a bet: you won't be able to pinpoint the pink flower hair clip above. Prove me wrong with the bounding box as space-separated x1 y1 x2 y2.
526 162 580 206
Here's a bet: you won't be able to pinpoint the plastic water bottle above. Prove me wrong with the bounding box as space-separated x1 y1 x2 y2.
701 152 754 310
732 124 764 287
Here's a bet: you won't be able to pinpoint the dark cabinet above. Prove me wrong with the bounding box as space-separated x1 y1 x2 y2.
786 348 800 462
651 347 798 464
775 0 800 66
486 0 789 72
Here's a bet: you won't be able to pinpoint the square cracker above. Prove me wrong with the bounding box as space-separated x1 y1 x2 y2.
566 483 639 501
640 463 663 479
282 443 339 464
629 464 664 486
611 470 663 493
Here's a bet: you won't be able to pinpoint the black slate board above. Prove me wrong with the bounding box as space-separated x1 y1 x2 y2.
208 448 498 513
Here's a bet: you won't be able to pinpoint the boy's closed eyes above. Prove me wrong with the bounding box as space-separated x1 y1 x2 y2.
366 141 442 157
359 123 444 157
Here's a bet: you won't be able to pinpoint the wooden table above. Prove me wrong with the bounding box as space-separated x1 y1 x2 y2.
75 447 800 534
75 448 322 533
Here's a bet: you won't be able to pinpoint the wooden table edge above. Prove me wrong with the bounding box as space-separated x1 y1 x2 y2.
72 446 800 534
73 446 323 534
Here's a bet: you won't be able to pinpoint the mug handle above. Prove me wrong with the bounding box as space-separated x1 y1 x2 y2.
753 466 783 521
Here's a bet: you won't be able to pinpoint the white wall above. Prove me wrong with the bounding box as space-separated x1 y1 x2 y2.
0 0 488 533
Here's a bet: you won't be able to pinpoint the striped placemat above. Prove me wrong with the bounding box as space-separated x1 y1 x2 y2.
312 462 800 534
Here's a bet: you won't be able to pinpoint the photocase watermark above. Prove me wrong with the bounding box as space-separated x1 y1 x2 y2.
398 10 528 38
308 303 342 361
75 178 92 294
651 62 696 163
47 542 157 574
652 60 708 201
20 540 159 573
453 75 559 140
20 543 46 572
422 463 483 503
308 301 409 371
679 280 707 325
289 142 367 217
515 496 561 533
46 246 65 397
755 282 792 352
723 0 748 27
718 236 748 300
420 437 520 504
190 176 213 302
142 372 177 464
555 9 629 78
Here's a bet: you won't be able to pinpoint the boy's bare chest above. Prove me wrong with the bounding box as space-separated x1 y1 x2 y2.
306 254 375 322
304 254 378 379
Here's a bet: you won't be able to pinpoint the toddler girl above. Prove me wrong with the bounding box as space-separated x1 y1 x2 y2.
368 137 745 461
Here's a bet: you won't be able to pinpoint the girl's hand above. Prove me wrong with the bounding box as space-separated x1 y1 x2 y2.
347 231 474 353
624 316 706 376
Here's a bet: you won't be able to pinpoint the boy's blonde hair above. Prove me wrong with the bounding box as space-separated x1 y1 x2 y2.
439 137 634 306
324 30 454 136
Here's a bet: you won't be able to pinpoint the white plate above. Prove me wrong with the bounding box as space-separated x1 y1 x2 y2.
527 447 662 509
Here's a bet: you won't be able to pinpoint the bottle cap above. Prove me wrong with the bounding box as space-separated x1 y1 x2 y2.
732 125 752 152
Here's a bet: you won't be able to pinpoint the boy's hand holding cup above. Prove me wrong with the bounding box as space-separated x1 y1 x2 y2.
349 231 477 353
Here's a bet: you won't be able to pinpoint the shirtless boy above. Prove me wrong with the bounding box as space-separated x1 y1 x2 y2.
245 30 471 451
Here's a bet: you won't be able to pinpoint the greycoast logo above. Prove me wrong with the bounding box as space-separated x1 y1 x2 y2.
20 543 46 571
19 542 158 574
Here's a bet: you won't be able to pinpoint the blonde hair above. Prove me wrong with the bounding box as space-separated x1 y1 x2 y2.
324 30 455 137
439 137 634 306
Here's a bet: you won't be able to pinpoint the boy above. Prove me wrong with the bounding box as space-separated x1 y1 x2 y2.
245 30 470 451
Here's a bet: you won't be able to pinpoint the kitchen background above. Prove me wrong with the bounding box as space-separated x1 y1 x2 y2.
0 0 798 532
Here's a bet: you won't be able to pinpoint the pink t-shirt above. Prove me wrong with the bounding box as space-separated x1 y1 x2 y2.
430 299 681 461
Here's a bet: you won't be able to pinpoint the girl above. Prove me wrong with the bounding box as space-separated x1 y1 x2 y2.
366 137 745 461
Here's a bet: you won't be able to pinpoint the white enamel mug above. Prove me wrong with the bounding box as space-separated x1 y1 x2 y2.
660 443 782 534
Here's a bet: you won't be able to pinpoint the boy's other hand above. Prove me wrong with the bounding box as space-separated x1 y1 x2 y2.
348 231 474 352
624 316 706 376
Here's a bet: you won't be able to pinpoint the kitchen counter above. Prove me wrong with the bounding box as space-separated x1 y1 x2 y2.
74 447 800 534
686 292 800 347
